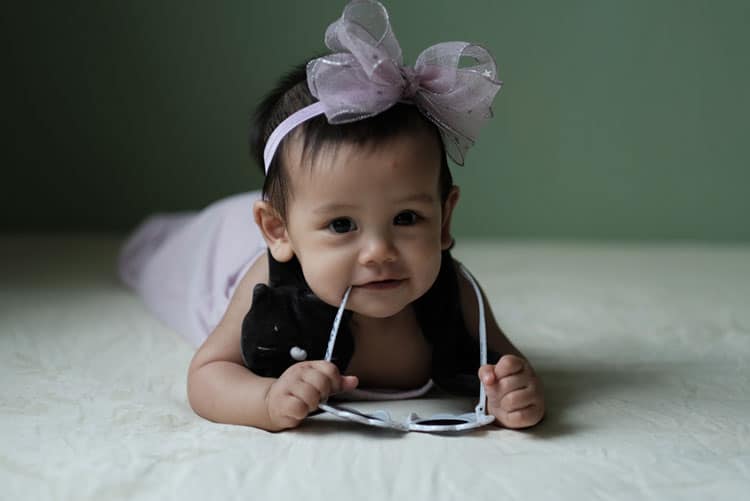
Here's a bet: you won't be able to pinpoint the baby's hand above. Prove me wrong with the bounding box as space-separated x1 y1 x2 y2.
479 355 545 429
264 360 359 431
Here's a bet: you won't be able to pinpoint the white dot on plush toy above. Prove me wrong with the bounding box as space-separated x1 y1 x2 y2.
290 346 307 361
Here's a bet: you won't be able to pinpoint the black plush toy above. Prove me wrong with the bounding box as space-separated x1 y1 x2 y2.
240 248 499 395
240 250 354 378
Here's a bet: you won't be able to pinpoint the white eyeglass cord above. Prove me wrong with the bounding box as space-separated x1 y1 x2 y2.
324 286 352 363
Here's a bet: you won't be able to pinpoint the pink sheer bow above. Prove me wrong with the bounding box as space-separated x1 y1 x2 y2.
306 0 503 165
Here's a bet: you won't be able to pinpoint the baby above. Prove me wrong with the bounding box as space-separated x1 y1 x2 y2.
120 0 544 432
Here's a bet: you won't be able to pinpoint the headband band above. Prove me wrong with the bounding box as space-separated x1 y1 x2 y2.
263 102 325 173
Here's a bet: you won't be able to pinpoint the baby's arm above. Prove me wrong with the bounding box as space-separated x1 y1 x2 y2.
454 259 545 428
187 254 279 429
186 254 356 431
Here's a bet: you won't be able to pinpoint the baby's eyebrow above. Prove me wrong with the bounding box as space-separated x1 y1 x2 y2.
312 193 435 215
395 193 435 205
313 203 357 215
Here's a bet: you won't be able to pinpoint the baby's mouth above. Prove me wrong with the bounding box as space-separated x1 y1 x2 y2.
356 278 406 290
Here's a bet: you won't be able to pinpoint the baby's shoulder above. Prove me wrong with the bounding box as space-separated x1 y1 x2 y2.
227 252 269 314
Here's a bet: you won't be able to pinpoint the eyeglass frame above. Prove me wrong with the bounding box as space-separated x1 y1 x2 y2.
317 262 495 433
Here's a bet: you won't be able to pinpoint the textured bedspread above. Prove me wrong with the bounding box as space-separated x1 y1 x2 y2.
1 235 748 500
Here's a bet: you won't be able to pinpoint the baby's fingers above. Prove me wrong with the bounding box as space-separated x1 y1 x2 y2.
502 404 545 429
276 394 311 424
495 384 545 428
307 360 354 394
496 373 530 397
340 375 359 393
499 386 539 413
494 355 526 379
301 366 336 397
290 381 326 412
478 364 497 386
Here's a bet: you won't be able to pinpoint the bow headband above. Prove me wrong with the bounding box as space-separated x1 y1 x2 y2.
263 0 502 173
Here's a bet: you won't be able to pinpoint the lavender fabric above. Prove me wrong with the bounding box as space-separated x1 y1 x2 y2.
263 0 503 170
118 192 266 348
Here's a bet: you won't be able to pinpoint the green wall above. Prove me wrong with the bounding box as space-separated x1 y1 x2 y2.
4 1 749 240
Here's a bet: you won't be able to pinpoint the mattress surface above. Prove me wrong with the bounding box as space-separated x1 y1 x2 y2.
1 235 748 500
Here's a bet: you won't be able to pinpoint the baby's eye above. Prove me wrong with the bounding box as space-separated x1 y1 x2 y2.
328 217 357 234
394 211 419 226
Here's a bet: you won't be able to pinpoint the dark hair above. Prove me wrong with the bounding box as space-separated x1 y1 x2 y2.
249 58 454 219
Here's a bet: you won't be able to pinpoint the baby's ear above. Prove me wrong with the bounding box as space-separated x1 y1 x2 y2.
440 185 460 250
253 200 294 262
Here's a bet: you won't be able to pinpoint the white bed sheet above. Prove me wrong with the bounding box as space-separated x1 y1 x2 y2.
1 235 748 500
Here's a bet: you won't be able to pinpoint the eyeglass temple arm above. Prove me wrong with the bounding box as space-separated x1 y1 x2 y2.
320 286 353 405
324 286 351 363
456 263 489 416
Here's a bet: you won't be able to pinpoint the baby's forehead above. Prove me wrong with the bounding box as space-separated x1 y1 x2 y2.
289 143 442 199
285 128 443 173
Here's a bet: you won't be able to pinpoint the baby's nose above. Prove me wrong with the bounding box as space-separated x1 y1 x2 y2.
358 233 397 265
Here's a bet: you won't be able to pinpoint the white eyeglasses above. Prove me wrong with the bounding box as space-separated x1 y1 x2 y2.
317 263 495 433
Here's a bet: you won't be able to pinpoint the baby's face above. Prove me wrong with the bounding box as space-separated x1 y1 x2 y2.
281 129 455 319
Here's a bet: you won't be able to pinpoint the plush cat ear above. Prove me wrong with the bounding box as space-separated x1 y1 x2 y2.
251 283 271 306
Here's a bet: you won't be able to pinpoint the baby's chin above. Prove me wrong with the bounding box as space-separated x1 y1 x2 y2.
346 299 411 321
315 294 407 319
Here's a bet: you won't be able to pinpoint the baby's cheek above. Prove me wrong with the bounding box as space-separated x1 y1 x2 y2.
303 263 350 307
417 253 442 293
